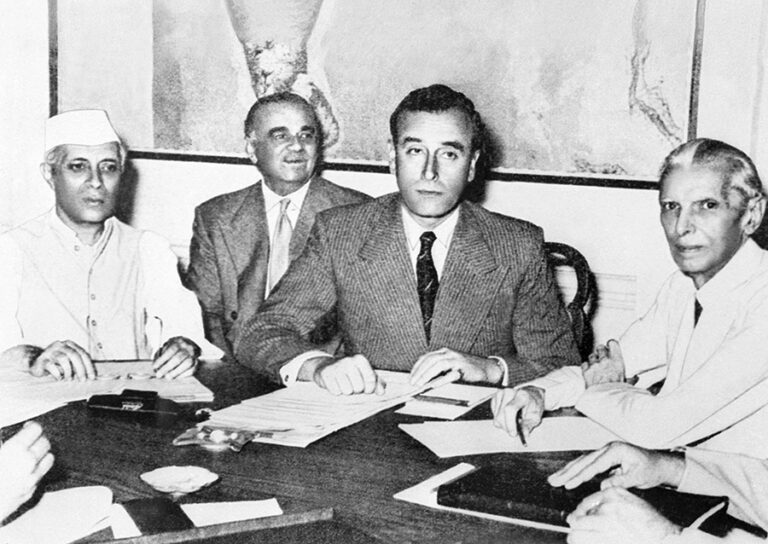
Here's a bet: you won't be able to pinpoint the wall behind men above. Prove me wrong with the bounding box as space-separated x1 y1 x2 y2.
2 0 766 346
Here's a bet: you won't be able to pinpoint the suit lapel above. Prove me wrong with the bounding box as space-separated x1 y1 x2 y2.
290 177 330 261
430 204 503 352
222 182 269 301
357 196 428 354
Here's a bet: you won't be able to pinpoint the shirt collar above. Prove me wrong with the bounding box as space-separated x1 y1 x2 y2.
695 238 765 307
46 207 115 248
261 178 312 214
401 204 460 252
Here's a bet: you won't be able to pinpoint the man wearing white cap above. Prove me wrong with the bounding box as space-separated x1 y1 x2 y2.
0 109 208 380
493 139 768 459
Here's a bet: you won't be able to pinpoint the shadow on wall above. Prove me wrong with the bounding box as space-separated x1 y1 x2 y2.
753 212 768 250
115 161 138 225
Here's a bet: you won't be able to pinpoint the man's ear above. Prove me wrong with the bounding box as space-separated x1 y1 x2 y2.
742 195 767 236
467 150 481 183
387 140 396 176
40 163 55 190
245 138 258 166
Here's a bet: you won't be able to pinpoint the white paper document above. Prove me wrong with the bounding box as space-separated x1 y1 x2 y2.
393 463 568 533
396 383 496 420
0 362 213 427
203 370 429 447
399 417 623 457
0 486 113 544
110 498 283 539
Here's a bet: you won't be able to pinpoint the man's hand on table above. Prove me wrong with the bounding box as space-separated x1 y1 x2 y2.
300 354 385 395
491 385 545 443
409 348 504 387
153 336 200 379
29 340 95 380
549 441 686 491
582 340 627 388
565 487 681 544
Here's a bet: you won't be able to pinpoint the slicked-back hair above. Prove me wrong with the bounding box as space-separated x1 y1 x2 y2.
389 84 484 154
659 138 765 208
243 92 322 146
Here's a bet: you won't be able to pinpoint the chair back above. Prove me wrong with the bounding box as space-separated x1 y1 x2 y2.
544 241 594 357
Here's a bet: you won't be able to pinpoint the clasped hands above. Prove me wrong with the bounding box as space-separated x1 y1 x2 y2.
300 347 504 396
28 336 200 381
491 339 629 442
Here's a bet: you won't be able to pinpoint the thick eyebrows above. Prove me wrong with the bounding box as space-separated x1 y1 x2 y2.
267 125 316 137
399 136 466 152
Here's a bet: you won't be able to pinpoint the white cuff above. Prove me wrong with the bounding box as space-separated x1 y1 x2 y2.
279 350 332 386
488 356 509 387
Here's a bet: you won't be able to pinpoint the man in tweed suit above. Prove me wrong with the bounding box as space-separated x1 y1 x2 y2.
187 93 370 358
236 84 579 394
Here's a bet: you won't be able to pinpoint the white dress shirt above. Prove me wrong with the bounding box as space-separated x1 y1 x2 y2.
400 205 458 279
261 180 311 290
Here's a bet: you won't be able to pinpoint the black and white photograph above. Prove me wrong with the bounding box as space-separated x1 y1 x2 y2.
2 0 768 542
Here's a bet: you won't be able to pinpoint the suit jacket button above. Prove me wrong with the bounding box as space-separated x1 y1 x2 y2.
230 311 238 320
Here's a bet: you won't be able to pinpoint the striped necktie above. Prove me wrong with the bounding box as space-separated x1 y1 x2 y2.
417 231 439 343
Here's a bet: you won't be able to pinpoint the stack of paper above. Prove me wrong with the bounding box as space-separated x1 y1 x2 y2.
203 370 427 447
0 486 113 544
0 362 213 428
399 417 623 457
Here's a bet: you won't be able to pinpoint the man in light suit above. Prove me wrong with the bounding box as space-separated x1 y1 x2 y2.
235 84 579 394
493 139 768 459
187 92 370 358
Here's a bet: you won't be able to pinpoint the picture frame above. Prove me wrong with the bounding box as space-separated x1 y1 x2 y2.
50 0 705 189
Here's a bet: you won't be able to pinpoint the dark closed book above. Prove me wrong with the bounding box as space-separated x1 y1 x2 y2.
121 497 195 534
437 465 728 531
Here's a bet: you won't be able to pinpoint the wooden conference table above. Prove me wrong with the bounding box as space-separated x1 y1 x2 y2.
34 361 578 543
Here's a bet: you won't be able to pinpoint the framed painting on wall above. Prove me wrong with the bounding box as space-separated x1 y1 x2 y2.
52 0 703 186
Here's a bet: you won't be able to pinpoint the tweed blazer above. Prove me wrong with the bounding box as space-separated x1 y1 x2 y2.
236 193 580 384
187 176 371 357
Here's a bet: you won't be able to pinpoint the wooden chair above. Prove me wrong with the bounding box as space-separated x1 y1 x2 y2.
544 241 595 357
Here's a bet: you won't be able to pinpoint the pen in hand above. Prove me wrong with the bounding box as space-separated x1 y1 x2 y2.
516 409 528 447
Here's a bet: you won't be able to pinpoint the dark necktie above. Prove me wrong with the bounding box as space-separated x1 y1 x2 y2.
694 298 703 327
417 232 439 343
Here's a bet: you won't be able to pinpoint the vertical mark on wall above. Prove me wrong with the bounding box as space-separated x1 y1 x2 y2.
750 2 768 159
687 0 706 141
48 0 58 116
629 0 683 146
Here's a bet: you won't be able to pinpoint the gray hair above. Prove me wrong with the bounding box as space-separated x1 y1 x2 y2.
44 141 127 171
659 138 764 209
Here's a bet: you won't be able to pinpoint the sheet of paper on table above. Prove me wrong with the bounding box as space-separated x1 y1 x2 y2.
399 417 623 457
395 383 496 420
0 486 113 544
110 498 283 538
0 362 213 428
203 370 430 448
393 463 569 533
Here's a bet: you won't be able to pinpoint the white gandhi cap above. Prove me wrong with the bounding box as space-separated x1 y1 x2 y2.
45 109 120 153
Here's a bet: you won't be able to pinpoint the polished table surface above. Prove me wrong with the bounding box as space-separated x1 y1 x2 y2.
34 361 580 543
